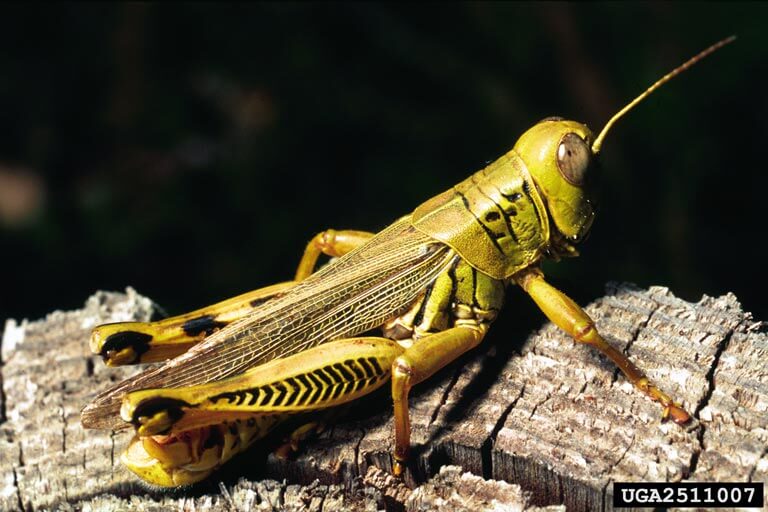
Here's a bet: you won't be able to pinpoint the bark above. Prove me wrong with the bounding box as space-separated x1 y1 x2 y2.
1 284 765 511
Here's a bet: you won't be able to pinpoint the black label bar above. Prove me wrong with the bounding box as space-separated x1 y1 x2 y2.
613 482 763 508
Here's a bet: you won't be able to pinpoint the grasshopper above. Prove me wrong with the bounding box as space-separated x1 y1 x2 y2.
81 37 734 487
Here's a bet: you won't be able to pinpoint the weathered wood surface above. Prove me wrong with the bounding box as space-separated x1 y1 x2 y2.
1 284 766 511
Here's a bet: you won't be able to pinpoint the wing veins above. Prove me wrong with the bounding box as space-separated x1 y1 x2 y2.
82 218 454 429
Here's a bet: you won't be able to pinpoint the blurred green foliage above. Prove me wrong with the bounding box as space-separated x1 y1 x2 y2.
0 3 766 325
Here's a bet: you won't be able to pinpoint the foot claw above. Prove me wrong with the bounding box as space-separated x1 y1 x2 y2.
663 404 691 425
393 459 405 477
644 383 691 425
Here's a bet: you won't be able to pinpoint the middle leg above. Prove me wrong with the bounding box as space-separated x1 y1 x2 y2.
390 324 487 476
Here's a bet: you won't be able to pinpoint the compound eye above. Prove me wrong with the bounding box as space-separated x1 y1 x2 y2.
556 133 590 186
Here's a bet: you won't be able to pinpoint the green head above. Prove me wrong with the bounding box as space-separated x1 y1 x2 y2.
513 36 734 249
513 118 596 243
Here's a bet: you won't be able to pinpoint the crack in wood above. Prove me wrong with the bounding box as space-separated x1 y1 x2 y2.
12 468 23 512
483 382 524 479
748 446 768 483
353 426 366 477
427 364 462 428
0 374 7 426
689 326 737 477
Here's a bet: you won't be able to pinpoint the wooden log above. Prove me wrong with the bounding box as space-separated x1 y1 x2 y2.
1 284 765 510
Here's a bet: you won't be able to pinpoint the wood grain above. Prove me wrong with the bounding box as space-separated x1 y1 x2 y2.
1 284 765 510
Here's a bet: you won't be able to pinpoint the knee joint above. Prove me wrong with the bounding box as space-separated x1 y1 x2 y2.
391 357 415 400
393 357 413 380
315 230 341 257
573 320 597 344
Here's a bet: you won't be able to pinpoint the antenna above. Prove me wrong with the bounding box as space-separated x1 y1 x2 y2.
592 36 736 154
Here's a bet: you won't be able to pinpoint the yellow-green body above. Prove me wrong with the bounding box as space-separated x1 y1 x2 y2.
412 120 594 279
78 120 663 487
81 38 731 487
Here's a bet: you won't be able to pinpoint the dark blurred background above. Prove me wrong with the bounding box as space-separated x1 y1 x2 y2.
1 3 766 329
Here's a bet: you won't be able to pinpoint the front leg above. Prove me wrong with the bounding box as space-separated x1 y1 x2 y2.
514 267 690 424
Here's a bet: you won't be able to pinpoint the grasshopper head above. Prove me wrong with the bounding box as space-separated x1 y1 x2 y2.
513 37 735 249
513 118 596 244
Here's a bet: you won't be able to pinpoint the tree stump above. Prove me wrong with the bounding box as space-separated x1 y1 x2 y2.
1 284 765 511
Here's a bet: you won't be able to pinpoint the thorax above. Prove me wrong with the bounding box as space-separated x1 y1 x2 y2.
382 256 506 345
411 148 550 280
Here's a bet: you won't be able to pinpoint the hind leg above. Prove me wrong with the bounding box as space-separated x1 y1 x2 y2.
91 229 374 365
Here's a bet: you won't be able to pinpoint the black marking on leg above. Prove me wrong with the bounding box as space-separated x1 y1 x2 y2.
101 331 153 363
304 372 322 402
368 357 384 376
308 370 330 404
345 359 364 380
314 368 333 387
342 381 355 398
259 385 274 407
330 383 345 401
247 388 261 406
320 382 335 403
353 378 367 393
272 383 288 407
295 374 313 406
357 358 375 379
211 391 237 405
182 315 228 337
324 365 343 384
333 362 354 382
282 378 299 407
131 397 189 433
